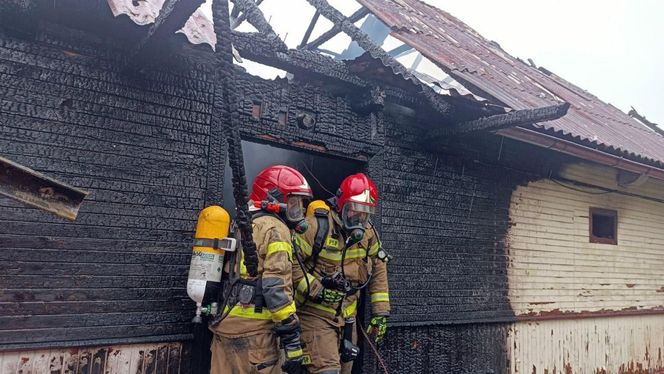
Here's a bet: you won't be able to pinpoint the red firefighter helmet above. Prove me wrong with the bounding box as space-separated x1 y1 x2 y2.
249 165 313 222
336 173 378 230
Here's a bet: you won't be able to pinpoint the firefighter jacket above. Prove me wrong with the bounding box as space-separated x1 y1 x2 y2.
293 211 390 325
212 214 297 337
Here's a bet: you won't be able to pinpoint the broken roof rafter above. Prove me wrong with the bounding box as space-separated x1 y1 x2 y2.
428 103 571 139
298 9 320 48
305 0 452 115
230 0 264 29
300 6 369 51
230 0 286 50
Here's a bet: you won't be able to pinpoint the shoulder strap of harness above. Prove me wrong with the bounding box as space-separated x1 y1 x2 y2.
310 208 329 271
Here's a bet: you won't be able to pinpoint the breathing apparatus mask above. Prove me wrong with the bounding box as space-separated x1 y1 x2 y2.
259 191 309 234
340 201 374 244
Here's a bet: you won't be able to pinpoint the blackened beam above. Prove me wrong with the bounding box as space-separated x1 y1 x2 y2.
628 106 664 136
130 0 204 65
302 7 369 51
428 102 571 139
231 31 452 117
298 10 320 48
232 31 367 87
230 0 264 29
0 156 88 221
230 0 286 50
306 0 451 115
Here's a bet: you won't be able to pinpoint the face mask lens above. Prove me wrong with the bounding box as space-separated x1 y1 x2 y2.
286 196 305 222
342 203 373 229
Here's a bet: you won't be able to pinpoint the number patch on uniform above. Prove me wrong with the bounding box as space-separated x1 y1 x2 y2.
302 354 312 365
325 237 339 248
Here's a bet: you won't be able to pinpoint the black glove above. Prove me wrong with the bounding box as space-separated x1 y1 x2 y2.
274 316 305 374
321 274 346 291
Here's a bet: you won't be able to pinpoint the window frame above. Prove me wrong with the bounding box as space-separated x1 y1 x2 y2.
589 207 618 245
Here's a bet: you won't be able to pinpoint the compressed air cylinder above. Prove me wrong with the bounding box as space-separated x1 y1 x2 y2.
187 206 235 322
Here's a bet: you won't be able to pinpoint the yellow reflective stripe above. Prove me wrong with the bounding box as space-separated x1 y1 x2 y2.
371 292 389 303
317 247 366 262
286 349 303 359
369 241 381 256
271 301 296 322
296 273 316 296
266 241 292 261
239 250 248 277
225 305 273 320
342 299 358 318
345 248 367 260
293 235 312 257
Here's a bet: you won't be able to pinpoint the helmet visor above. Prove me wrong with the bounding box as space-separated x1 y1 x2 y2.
341 202 375 230
285 195 306 222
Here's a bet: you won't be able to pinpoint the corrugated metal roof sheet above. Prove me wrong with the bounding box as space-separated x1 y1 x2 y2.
358 0 664 167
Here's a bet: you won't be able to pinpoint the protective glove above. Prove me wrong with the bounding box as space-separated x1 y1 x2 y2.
274 316 305 374
367 315 388 344
317 288 345 304
321 273 347 291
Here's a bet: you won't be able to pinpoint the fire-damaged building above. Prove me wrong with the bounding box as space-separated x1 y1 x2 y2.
1 0 664 373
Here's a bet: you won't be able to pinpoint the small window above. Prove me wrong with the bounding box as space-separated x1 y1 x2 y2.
589 208 617 245
251 101 262 119
278 111 288 126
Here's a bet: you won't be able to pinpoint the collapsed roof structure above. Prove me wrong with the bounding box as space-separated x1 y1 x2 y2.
2 0 664 373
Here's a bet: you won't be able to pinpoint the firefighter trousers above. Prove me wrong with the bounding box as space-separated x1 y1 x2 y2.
210 331 282 374
340 322 357 374
300 313 342 374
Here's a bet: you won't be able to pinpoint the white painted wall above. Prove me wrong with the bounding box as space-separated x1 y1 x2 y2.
507 162 664 373
509 314 664 373
508 163 664 316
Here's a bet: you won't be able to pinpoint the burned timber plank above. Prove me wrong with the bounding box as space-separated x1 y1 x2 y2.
306 0 452 116
0 156 88 220
427 102 571 139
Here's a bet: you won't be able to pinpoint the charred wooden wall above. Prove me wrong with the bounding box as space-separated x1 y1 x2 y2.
361 116 568 374
0 13 577 374
0 18 381 357
0 24 215 349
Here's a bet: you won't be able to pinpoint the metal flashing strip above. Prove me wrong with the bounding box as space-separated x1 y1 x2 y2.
498 127 664 181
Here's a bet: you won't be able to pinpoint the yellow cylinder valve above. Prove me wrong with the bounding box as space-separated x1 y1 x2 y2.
306 199 330 217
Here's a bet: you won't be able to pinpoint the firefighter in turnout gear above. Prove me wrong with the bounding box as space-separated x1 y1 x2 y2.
210 165 312 374
293 173 391 374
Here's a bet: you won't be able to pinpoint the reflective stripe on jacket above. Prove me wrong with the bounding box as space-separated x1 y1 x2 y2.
292 211 390 324
212 214 298 337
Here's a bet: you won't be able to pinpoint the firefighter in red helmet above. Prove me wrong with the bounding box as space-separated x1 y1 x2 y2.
210 165 312 374
292 173 391 374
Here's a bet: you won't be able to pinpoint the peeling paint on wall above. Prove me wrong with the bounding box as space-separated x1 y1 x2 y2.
0 342 182 374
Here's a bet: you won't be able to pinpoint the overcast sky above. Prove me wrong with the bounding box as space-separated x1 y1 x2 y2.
210 0 664 126
434 0 664 126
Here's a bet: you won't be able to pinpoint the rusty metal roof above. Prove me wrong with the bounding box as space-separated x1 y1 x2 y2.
358 0 664 167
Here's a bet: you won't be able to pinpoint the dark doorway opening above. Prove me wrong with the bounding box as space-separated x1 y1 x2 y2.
222 140 364 214
221 140 370 374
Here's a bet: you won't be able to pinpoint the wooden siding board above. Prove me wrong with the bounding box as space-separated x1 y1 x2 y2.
0 342 181 374
507 162 664 316
510 315 664 374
